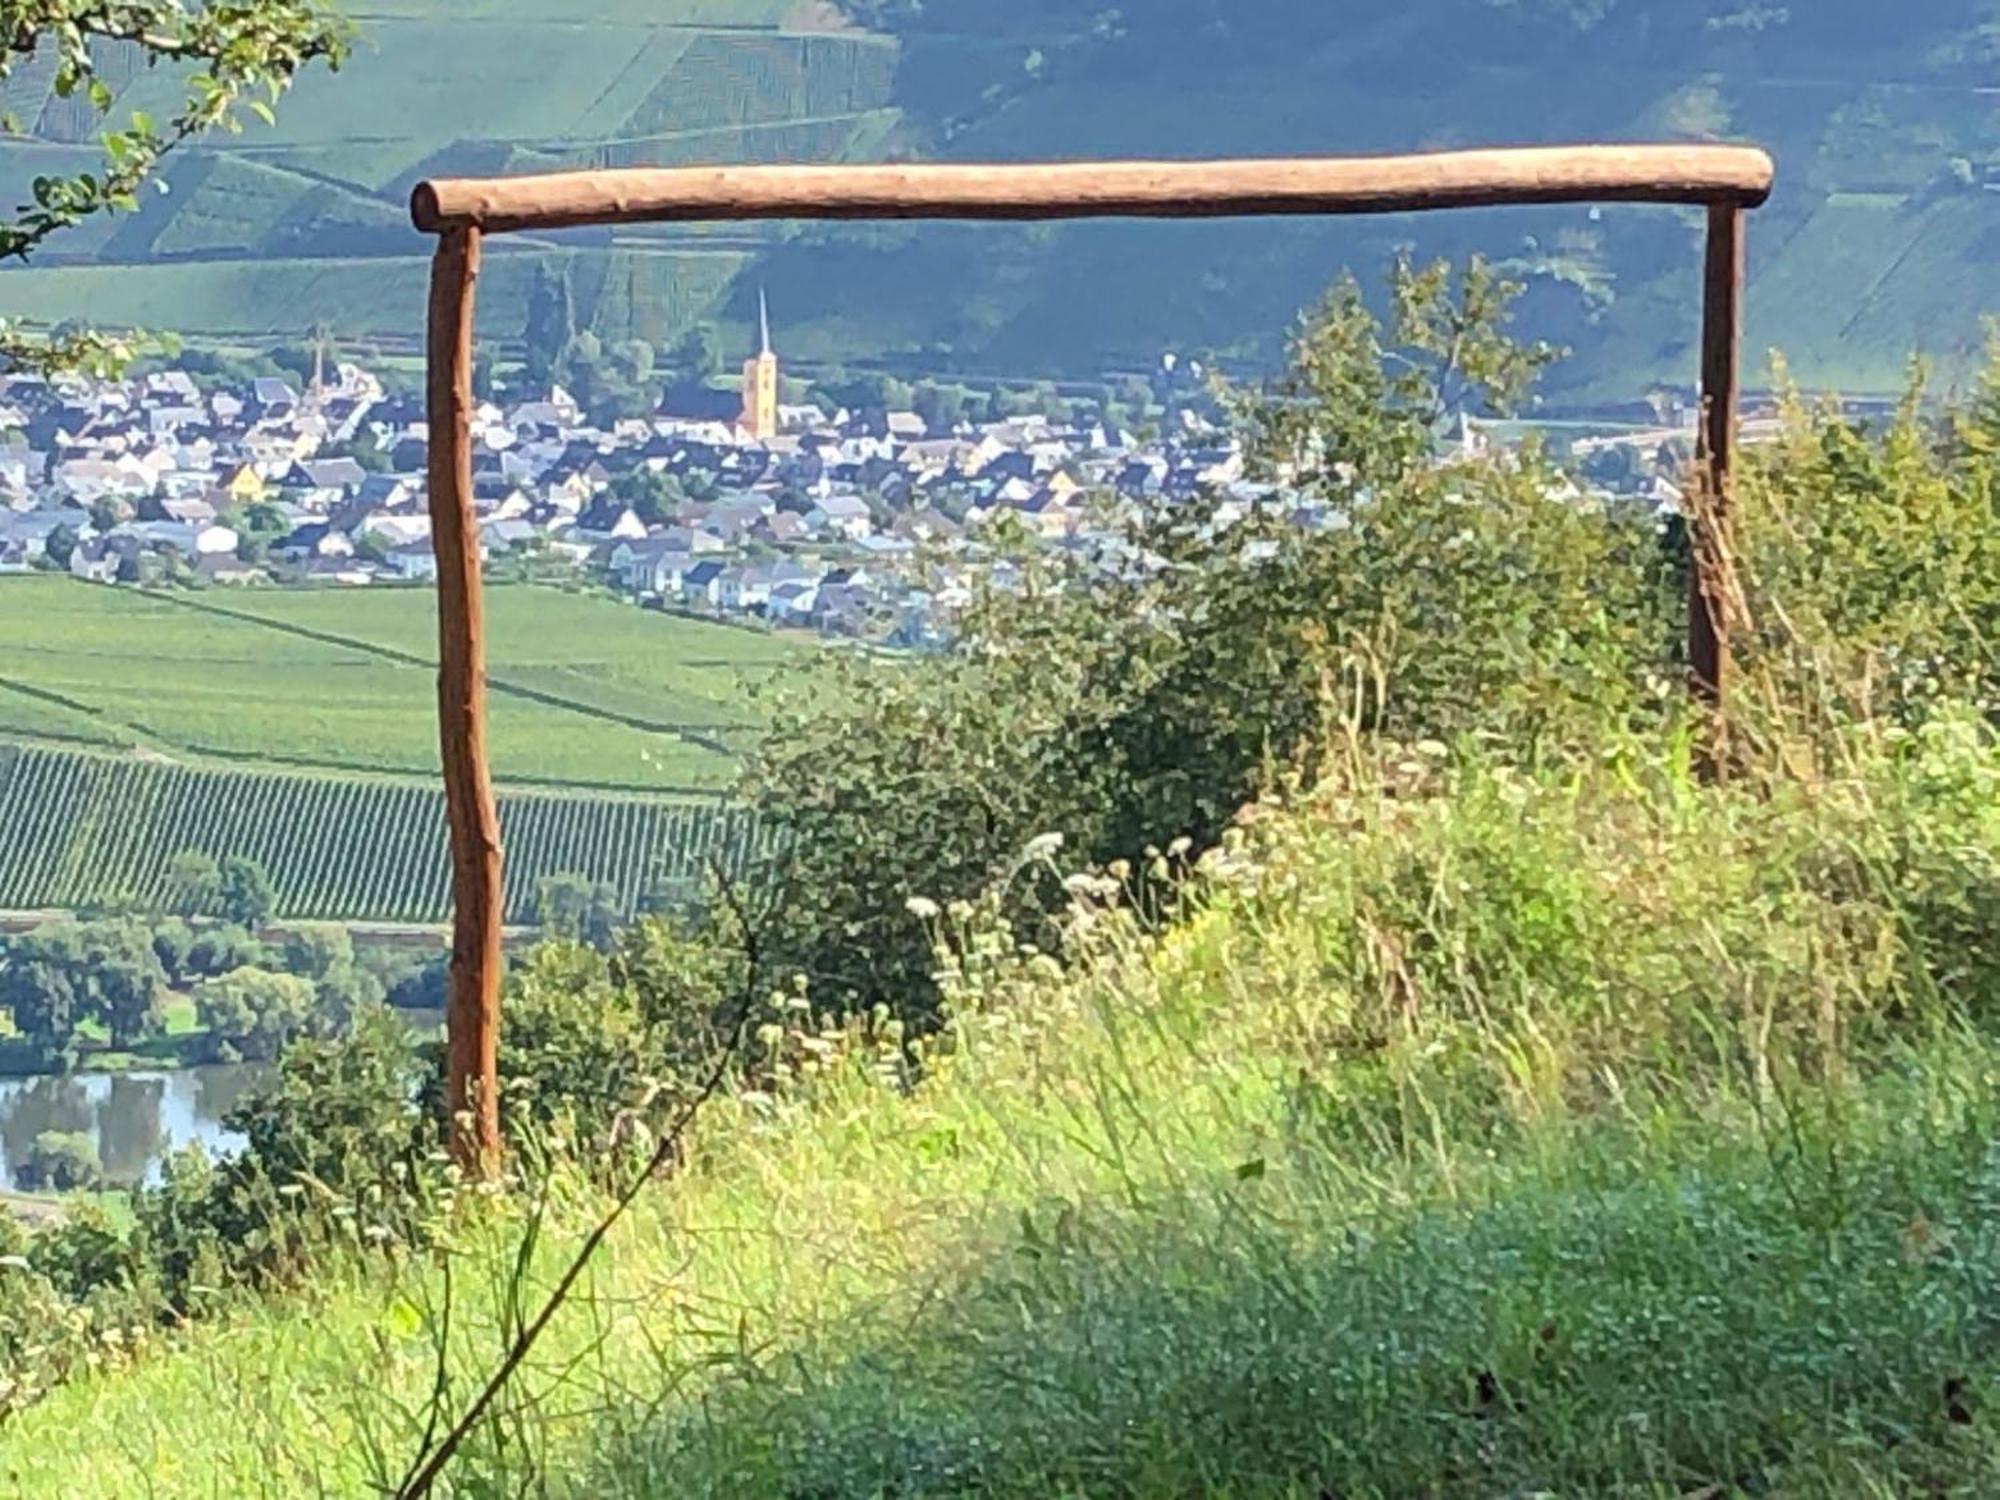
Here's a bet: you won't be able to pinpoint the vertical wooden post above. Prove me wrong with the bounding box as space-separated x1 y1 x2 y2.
426 226 503 1176
1689 200 1743 727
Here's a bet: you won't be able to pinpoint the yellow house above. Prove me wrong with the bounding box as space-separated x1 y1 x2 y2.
221 463 265 503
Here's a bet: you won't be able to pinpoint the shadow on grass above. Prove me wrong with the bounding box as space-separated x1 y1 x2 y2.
585 1060 2000 1498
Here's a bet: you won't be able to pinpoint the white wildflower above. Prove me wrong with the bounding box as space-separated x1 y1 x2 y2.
1022 831 1066 861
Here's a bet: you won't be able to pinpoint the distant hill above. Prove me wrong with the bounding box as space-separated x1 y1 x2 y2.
0 0 1997 401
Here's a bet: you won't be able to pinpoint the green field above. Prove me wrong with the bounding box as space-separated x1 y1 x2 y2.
0 742 776 923
0 577 801 792
0 4 898 358
0 578 800 922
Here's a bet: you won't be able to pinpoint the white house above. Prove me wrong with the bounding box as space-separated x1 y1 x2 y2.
809 492 873 541
385 542 440 580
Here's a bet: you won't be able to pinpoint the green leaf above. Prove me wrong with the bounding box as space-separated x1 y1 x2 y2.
383 1298 422 1340
1235 1158 1267 1181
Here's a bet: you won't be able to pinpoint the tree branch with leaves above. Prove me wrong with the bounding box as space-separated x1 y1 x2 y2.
0 0 350 373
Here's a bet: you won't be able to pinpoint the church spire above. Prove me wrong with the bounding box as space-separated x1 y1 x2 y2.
739 287 780 442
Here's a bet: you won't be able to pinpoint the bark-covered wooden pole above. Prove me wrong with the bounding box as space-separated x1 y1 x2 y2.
1690 201 1745 734
425 225 503 1176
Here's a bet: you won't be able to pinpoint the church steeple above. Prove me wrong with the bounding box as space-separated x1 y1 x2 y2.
739 287 780 442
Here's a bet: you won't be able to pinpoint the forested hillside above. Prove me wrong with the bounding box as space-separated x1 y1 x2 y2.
1 0 1997 397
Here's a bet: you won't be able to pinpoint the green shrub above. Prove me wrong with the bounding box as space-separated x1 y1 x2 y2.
193 966 317 1063
182 923 267 980
498 915 747 1162
133 1006 442 1308
1736 359 2000 732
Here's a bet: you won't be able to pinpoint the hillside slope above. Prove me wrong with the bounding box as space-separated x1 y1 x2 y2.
3 716 2000 1494
0 1 1997 397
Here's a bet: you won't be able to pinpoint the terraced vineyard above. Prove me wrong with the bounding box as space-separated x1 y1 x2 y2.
5 3 2000 392
0 744 777 924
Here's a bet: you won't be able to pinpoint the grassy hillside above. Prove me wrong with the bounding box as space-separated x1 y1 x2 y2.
2 2 1999 396
0 577 799 791
2 712 1998 1493
1 284 1998 1488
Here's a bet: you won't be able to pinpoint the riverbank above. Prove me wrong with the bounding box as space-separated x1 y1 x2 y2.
0 995 210 1078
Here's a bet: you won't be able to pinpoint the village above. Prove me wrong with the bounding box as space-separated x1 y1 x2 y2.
0 303 1700 645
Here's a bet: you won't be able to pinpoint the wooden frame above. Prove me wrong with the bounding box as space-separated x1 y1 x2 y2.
411 144 1774 1172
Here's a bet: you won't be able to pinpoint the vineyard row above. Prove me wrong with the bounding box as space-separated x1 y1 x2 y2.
0 744 778 924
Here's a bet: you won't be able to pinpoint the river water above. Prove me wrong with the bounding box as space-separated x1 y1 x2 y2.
0 1009 447 1192
0 1065 264 1190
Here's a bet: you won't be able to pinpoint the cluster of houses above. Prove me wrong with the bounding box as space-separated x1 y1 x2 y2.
0 337 1262 643
0 306 1720 645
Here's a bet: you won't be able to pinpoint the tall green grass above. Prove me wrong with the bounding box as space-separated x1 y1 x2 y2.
3 705 1997 1495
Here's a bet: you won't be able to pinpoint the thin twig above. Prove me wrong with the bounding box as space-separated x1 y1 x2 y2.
391 863 762 1500
405 1251 453 1487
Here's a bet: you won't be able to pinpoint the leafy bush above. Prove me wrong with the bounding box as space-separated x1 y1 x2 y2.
375 949 447 1010
497 915 746 1161
1735 356 2000 736
182 923 268 980
133 1006 443 1309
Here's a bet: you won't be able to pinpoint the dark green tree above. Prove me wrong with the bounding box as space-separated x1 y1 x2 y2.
523 262 576 391
281 926 352 980
217 858 276 928
151 919 197 985
612 467 688 527
281 925 380 1027
16 1131 102 1194
534 874 623 952
0 921 170 1057
196 967 317 1063
184 924 268 980
666 325 720 384
167 850 222 918
41 523 78 569
0 938 86 1062
90 921 170 1048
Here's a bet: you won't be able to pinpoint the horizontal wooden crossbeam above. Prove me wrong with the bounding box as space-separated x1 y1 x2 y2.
410 146 1774 235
